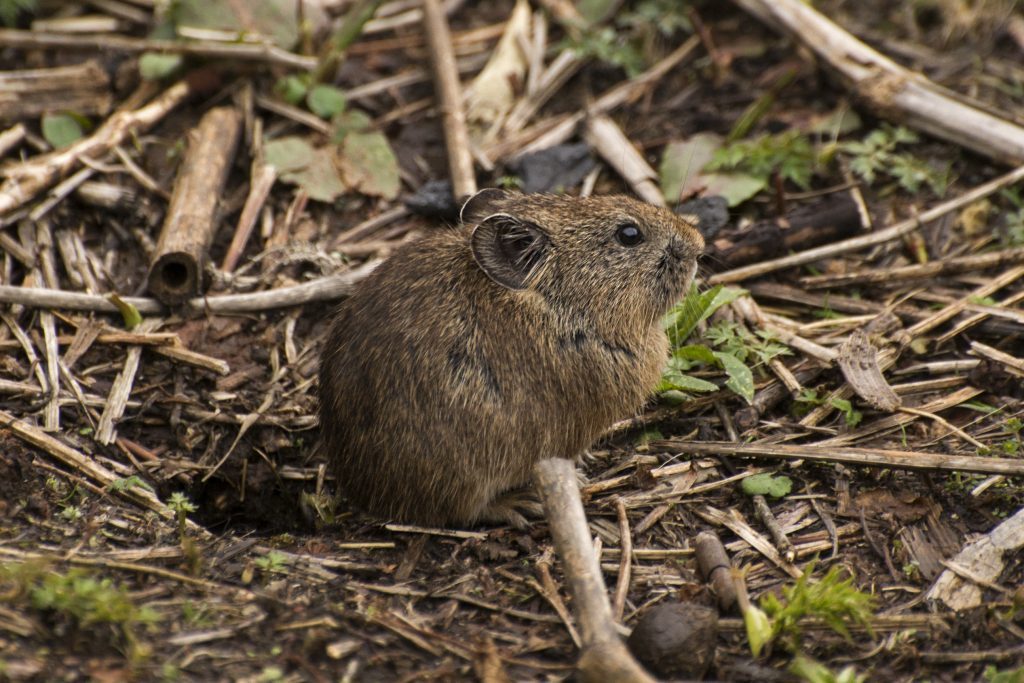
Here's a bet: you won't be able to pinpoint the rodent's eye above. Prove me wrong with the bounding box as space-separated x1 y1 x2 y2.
615 222 644 247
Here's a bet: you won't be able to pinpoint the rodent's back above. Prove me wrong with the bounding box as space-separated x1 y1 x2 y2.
319 192 703 525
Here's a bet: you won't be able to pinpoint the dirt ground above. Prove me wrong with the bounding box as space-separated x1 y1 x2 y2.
2 0 1024 681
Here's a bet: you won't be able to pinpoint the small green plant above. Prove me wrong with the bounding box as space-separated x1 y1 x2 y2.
744 565 875 658
794 389 863 428
60 505 82 522
840 124 950 195
790 655 867 683
706 130 818 190
704 320 791 368
996 417 1023 456
0 0 34 26
181 599 213 627
1 562 158 660
565 0 691 76
109 475 153 494
741 472 793 499
1001 208 1024 246
567 26 645 75
985 665 1024 683
168 493 201 574
659 284 764 402
254 550 289 576
258 665 286 682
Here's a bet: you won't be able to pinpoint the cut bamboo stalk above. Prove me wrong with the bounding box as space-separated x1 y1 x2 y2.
147 106 241 304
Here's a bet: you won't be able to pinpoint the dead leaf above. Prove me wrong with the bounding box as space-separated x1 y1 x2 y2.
265 136 346 203
659 133 765 206
466 0 531 137
335 131 400 200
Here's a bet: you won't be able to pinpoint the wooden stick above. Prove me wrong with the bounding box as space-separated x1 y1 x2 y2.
532 457 655 683
0 28 316 70
0 60 112 120
0 123 26 158
422 0 477 200
970 341 1024 375
584 115 664 206
221 163 276 273
611 498 632 621
0 260 379 315
96 319 162 444
801 247 1024 289
733 0 1024 165
0 80 193 216
708 164 1024 284
148 106 241 304
655 440 1024 476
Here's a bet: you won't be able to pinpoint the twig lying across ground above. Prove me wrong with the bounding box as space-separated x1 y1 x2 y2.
0 28 317 70
0 260 379 314
709 163 1024 283
801 247 1024 289
655 440 1024 476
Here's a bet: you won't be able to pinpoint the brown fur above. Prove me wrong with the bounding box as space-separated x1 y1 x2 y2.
318 191 704 526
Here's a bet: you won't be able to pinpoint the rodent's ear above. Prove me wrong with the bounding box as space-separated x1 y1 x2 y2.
471 214 549 290
460 188 509 225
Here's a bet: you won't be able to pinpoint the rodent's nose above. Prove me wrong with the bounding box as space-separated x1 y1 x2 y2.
667 235 700 261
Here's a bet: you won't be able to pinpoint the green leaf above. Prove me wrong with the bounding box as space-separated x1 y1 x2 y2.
173 0 303 49
741 473 793 498
275 74 309 105
657 369 719 394
659 133 722 204
672 343 717 364
700 172 767 207
635 429 663 446
744 604 772 657
139 53 183 80
663 284 744 346
106 293 142 330
0 0 35 27
41 113 84 149
307 84 347 119
336 130 400 200
714 350 754 403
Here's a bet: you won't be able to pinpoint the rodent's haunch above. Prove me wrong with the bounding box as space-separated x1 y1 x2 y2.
318 190 704 526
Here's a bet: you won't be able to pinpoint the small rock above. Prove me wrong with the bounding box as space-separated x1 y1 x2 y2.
627 602 718 680
675 196 729 240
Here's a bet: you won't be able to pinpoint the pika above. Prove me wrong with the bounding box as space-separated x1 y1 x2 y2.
319 190 704 527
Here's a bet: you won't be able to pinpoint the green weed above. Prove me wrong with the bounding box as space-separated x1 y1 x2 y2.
706 130 818 190
794 389 863 428
745 564 876 658
840 124 950 195
1 562 158 661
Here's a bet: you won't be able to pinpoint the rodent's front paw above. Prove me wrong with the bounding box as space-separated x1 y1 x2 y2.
479 490 544 530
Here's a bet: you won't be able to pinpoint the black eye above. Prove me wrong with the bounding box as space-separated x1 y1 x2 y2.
616 222 644 247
